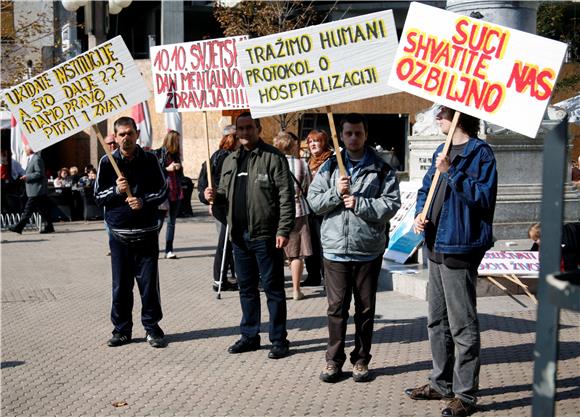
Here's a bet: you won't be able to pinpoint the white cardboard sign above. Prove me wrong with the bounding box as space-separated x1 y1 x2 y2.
3 36 149 152
478 251 540 276
388 2 568 138
237 10 398 118
150 36 248 113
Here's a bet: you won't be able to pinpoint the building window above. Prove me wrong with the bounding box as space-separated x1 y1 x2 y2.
1 1 16 43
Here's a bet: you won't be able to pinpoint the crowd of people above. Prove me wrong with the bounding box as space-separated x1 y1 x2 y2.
6 105 578 417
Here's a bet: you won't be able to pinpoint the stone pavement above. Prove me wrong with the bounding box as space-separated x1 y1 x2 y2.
1 204 579 417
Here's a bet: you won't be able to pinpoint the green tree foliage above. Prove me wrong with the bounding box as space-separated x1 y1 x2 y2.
537 1 579 62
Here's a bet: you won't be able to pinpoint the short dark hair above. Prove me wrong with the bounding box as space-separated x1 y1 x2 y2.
339 113 368 134
236 111 260 129
114 116 137 134
438 106 480 138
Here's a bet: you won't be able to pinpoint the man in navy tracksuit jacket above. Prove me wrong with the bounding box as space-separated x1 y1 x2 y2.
95 117 168 348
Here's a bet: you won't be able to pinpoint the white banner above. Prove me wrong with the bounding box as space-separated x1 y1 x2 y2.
3 36 149 152
478 251 540 276
150 36 248 113
237 10 399 118
388 2 568 138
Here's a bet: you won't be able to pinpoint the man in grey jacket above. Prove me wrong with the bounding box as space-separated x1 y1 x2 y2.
308 113 400 383
9 145 54 234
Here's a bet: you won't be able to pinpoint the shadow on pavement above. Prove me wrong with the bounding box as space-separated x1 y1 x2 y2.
478 376 580 413
1 361 25 369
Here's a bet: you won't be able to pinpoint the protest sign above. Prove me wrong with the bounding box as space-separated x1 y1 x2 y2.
150 36 248 113
478 251 540 276
3 36 149 152
236 10 398 118
388 2 568 138
384 182 423 264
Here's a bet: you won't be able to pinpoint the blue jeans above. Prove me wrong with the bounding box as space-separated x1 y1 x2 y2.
109 233 163 336
427 260 480 405
159 199 181 253
232 231 288 345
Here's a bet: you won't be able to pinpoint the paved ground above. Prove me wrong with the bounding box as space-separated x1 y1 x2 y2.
1 203 579 417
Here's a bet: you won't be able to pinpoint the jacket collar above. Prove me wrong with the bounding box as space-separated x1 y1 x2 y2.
341 146 385 173
232 139 265 159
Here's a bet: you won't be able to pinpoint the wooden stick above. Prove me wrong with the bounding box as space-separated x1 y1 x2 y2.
502 274 526 287
486 276 507 291
510 274 538 305
485 276 527 307
419 111 460 222
203 111 213 190
92 125 132 198
325 106 346 177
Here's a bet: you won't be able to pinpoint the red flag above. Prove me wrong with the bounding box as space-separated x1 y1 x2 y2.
131 102 152 150
10 115 29 168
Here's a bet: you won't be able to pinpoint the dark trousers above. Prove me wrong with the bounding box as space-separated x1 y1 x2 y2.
213 220 235 284
305 215 323 282
158 199 181 253
14 194 53 232
109 234 163 336
232 232 287 345
323 256 382 367
427 260 480 405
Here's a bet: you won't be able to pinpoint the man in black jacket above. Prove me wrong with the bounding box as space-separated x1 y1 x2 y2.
95 117 168 348
204 112 295 360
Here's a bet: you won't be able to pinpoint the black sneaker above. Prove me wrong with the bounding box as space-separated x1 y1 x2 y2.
8 226 22 235
228 338 260 354
268 343 290 359
146 332 167 348
107 332 131 347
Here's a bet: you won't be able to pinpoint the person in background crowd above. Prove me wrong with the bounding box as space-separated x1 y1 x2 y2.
9 145 55 234
204 112 295 360
154 130 184 260
69 166 80 187
529 222 580 271
274 131 312 301
53 167 72 188
303 129 334 287
95 116 168 349
78 168 98 188
308 113 400 384
84 164 95 176
406 106 497 417
101 135 118 256
198 124 240 292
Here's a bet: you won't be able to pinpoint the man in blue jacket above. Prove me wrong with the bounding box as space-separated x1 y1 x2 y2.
95 117 168 349
308 113 401 383
405 106 497 417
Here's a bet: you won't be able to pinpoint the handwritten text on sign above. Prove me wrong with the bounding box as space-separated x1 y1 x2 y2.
388 2 568 138
478 251 540 276
237 10 398 118
150 36 248 113
3 36 149 152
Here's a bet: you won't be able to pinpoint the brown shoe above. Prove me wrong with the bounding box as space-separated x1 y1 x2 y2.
404 384 450 400
441 398 476 416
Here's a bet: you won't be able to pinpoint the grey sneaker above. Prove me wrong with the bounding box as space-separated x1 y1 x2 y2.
320 363 342 383
352 362 371 382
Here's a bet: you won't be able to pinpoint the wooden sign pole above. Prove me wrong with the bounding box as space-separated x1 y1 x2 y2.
203 111 213 190
92 125 133 198
325 105 346 177
419 111 460 222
